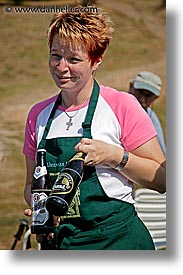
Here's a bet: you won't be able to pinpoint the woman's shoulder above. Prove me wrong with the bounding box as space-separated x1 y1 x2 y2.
27 93 58 118
99 84 139 109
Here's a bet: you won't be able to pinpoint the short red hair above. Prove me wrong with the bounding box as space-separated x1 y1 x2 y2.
47 6 114 65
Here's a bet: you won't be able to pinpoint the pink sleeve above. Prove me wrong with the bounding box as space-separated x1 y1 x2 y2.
22 95 57 160
101 86 157 151
118 93 157 151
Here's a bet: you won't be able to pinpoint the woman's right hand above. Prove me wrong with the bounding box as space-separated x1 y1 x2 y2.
24 208 61 243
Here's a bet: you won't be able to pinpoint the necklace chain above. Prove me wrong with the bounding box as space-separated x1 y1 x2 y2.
62 96 89 130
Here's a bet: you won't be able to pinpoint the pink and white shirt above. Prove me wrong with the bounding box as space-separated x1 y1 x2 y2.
23 85 156 203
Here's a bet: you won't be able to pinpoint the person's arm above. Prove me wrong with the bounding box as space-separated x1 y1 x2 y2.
24 156 36 206
148 109 166 155
75 136 166 194
119 136 165 193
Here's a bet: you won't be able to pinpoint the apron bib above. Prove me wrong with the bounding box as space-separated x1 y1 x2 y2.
39 80 155 250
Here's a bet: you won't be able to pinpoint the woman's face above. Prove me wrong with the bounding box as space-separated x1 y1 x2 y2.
49 34 100 93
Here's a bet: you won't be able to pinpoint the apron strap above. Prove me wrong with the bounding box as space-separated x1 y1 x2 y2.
82 79 100 139
38 93 61 149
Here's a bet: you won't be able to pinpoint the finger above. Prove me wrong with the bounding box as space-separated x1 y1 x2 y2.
53 215 61 227
75 141 93 154
74 142 82 151
84 154 93 165
80 138 92 145
36 234 47 243
84 160 94 166
47 232 55 240
36 232 55 243
75 138 92 150
24 209 32 216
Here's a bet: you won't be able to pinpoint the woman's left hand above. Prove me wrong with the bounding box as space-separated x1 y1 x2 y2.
74 138 123 167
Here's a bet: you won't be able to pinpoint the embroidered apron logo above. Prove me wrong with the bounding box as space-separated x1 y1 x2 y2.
47 162 65 168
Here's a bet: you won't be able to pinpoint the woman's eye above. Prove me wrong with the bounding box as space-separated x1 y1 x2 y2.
70 57 81 63
50 54 82 63
51 54 62 59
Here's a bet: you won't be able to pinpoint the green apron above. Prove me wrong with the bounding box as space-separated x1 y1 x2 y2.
38 80 155 250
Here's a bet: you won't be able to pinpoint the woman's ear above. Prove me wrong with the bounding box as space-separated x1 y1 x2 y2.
93 56 103 71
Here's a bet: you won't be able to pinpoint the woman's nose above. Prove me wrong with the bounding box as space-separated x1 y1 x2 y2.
56 58 68 72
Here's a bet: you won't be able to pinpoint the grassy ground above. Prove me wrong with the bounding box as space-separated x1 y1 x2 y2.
0 0 165 249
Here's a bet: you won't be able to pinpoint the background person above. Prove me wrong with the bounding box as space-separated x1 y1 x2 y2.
129 71 166 155
23 8 166 250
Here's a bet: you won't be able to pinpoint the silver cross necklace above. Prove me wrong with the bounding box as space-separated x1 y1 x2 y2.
62 97 89 130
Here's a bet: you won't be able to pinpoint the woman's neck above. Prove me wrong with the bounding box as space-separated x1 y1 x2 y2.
61 78 94 108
